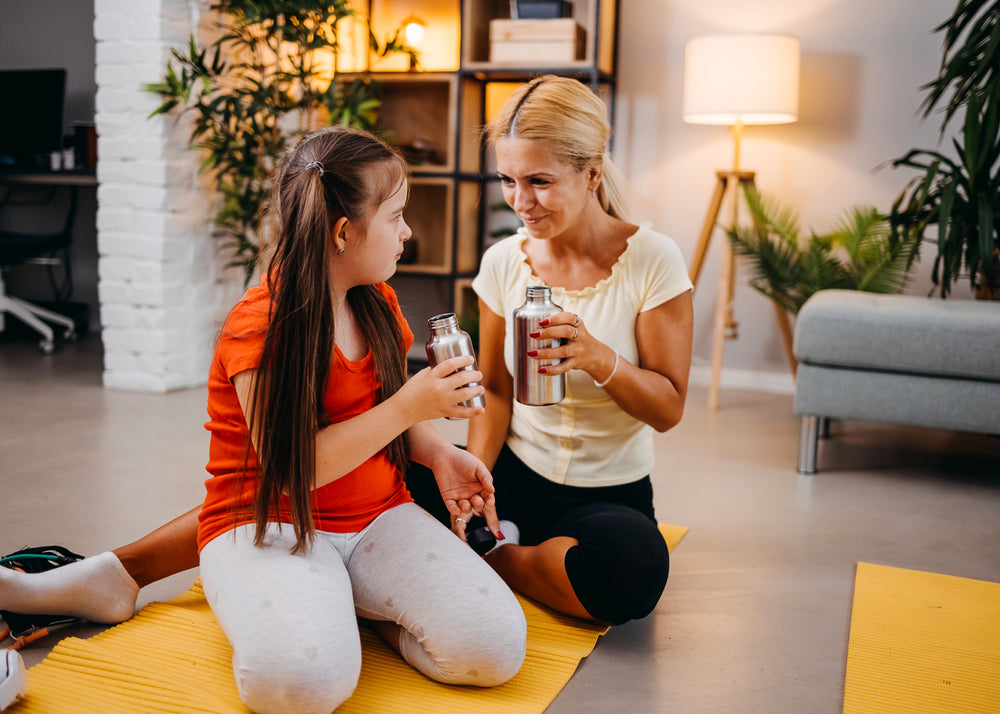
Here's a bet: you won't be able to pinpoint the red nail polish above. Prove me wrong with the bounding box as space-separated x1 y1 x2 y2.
539 318 549 326
497 531 506 540
538 367 547 374
527 350 538 357
529 331 540 338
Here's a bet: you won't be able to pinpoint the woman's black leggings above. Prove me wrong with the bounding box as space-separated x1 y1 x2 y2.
405 445 669 626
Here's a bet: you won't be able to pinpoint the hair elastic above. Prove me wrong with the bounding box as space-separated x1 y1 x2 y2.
305 160 325 176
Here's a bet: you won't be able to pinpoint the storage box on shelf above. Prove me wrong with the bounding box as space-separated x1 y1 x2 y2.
489 19 586 64
516 0 573 19
462 0 617 74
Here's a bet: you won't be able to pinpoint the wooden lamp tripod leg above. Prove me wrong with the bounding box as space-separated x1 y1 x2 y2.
689 172 729 288
707 173 751 410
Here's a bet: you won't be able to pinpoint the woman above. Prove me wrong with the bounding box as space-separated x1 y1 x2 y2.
458 75 693 625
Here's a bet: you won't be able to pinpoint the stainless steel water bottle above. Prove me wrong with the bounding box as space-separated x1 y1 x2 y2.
425 312 485 419
513 285 566 405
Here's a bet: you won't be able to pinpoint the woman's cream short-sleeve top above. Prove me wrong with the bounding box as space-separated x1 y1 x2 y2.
472 223 692 487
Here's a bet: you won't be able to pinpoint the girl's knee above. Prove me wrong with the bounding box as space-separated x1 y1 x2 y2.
469 604 528 685
402 594 527 687
234 646 361 713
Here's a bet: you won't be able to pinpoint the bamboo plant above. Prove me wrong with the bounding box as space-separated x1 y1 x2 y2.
145 0 416 284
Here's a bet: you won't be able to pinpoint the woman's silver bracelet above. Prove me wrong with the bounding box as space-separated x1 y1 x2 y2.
594 349 620 388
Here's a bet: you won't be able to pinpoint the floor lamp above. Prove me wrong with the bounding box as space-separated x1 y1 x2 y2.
682 34 800 409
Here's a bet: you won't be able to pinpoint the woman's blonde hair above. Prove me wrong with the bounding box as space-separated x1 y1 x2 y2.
487 75 629 220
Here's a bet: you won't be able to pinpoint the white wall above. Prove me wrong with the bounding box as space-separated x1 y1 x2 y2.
615 0 968 392
94 0 243 391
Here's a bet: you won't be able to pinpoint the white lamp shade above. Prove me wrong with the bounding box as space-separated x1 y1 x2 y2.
683 34 800 125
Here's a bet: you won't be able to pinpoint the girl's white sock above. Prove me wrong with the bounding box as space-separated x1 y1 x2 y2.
0 551 139 624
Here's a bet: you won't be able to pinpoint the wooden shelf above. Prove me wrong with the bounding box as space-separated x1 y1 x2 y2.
367 0 461 72
396 177 453 274
371 0 616 320
365 73 458 174
453 277 477 320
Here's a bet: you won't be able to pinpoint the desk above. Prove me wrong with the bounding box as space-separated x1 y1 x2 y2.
0 169 97 348
0 168 97 188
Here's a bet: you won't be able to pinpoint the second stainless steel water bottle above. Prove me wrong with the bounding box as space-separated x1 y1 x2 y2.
513 285 566 405
425 312 485 419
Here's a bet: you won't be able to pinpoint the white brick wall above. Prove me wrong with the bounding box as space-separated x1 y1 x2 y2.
94 0 243 392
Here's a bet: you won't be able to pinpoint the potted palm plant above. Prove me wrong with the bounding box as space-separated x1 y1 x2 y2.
727 187 922 317
145 0 417 284
889 0 1000 299
727 187 923 371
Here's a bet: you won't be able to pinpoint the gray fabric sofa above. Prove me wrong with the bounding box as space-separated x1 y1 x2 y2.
793 290 1000 474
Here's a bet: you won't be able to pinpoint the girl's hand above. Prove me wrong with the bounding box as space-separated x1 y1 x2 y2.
398 355 486 422
428 446 501 542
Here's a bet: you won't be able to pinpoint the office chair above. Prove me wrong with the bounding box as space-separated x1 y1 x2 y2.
0 184 78 354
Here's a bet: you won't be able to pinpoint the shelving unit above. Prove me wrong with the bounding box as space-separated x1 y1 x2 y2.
357 0 619 358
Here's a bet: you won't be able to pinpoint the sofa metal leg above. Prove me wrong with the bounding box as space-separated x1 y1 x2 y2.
798 415 819 475
817 416 830 439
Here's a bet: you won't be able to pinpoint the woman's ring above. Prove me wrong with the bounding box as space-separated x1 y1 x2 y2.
572 314 580 326
455 517 466 524
571 327 579 340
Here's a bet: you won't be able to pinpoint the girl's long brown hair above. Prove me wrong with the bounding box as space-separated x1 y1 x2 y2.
247 126 409 552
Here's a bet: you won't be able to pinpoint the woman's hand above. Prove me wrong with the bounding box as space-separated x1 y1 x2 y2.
397 355 486 423
525 295 694 433
528 311 616 383
427 445 501 542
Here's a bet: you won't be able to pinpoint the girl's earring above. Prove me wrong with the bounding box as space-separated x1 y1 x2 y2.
337 247 345 255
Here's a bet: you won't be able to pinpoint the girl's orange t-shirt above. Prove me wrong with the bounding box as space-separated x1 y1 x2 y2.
197 282 415 552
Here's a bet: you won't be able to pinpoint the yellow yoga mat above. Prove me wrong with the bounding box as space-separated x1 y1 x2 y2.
13 524 687 713
843 562 1000 714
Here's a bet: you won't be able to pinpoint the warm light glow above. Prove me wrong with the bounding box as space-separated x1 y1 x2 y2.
404 19 425 45
683 34 800 126
370 2 459 72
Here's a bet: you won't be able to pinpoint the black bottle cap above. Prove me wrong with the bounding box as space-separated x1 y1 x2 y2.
465 516 497 555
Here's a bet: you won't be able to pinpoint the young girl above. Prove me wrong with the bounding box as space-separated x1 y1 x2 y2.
163 126 525 712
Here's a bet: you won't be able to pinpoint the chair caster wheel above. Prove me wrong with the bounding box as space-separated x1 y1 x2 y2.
39 339 55 354
63 328 77 341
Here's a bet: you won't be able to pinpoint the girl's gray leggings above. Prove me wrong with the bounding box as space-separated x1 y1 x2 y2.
200 502 527 714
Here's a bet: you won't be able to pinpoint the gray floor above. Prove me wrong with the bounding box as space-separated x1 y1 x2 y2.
2 332 999 713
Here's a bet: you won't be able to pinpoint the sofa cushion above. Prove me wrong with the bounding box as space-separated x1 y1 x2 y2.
794 290 1000 382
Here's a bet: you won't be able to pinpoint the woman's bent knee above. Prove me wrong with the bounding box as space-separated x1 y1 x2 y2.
562 508 670 625
234 647 361 714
